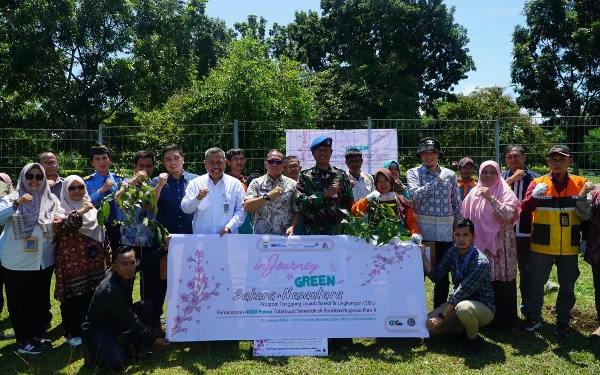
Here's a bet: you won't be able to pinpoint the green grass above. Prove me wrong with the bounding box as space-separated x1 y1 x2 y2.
1 258 599 375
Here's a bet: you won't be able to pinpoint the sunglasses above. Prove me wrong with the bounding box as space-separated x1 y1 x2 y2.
68 185 85 191
25 173 44 181
266 159 284 165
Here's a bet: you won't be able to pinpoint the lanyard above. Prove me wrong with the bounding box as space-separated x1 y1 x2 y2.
455 246 476 281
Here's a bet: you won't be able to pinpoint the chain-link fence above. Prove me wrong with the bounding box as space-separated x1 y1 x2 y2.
0 116 598 180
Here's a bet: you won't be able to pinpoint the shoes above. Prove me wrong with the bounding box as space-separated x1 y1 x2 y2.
32 336 53 347
0 331 15 340
463 335 481 355
521 319 542 332
554 322 570 338
18 341 47 355
67 337 82 347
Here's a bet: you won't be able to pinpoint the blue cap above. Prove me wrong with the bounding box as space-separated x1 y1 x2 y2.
310 136 333 151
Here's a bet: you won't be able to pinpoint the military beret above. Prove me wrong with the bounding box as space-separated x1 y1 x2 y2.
90 143 110 157
310 136 333 151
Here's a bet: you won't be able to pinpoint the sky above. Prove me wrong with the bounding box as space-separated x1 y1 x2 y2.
205 0 527 97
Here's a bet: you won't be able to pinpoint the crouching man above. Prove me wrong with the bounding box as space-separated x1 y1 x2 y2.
81 243 170 371
421 217 495 355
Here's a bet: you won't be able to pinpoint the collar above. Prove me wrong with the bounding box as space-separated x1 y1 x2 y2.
549 172 570 182
266 173 283 184
347 171 365 181
312 165 334 173
419 164 440 176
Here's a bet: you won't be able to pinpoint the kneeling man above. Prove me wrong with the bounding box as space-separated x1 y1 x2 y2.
82 244 170 370
421 217 495 355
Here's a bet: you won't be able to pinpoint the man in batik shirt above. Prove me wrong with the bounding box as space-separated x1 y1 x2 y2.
296 136 354 235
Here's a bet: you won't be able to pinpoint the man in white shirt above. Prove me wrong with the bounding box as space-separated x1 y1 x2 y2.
345 148 374 202
181 148 245 235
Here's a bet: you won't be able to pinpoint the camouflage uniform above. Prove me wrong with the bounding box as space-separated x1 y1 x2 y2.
296 166 354 235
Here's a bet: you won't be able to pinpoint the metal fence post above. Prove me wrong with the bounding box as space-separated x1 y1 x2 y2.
367 117 372 173
494 117 500 164
233 120 239 149
98 124 103 144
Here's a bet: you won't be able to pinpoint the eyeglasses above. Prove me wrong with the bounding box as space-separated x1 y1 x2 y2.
25 173 44 181
68 185 85 191
41 161 58 167
266 159 284 165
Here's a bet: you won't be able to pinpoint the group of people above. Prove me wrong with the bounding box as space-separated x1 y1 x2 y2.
0 134 598 369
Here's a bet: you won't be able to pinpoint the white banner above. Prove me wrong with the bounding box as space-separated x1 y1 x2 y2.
166 234 429 342
285 129 398 174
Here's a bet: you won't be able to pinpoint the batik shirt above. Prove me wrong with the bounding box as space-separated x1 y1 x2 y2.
406 164 462 242
296 165 354 235
246 174 300 235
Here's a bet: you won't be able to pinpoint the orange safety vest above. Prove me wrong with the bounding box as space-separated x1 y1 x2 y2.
530 175 586 255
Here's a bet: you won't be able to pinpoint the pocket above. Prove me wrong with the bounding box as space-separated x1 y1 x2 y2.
531 223 551 245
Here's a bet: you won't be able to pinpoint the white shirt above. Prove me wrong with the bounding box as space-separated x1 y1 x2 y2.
181 174 246 234
347 171 374 202
0 199 57 270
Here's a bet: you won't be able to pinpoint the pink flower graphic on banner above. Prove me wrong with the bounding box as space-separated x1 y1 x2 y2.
253 339 270 356
171 248 222 337
360 242 413 286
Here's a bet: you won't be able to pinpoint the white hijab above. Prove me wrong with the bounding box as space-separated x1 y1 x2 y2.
60 175 104 242
10 163 64 241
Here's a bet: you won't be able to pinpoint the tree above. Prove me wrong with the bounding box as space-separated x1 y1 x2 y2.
0 0 231 130
136 37 316 170
431 87 562 163
271 0 475 119
511 0 600 117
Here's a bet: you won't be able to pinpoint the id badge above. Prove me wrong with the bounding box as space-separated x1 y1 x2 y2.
24 236 38 252
88 244 98 258
560 213 569 227
223 201 230 214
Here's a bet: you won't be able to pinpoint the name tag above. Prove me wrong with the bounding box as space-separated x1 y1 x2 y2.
24 236 38 252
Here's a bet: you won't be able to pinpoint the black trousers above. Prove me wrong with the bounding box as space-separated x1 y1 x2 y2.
105 224 122 253
516 236 533 316
130 245 167 323
1 265 54 343
592 265 600 320
0 261 4 314
433 241 454 309
86 301 153 371
61 291 94 338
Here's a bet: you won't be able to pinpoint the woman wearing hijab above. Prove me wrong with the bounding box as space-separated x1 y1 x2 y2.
54 176 110 347
0 172 14 193
352 168 422 243
462 160 521 328
0 163 65 354
383 160 410 200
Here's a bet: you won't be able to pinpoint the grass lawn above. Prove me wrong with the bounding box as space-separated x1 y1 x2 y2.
1 258 599 375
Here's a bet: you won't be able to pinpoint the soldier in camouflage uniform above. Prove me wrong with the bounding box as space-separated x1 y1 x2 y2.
296 136 354 235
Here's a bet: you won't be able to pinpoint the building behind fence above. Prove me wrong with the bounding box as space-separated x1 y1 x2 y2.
1 116 599 179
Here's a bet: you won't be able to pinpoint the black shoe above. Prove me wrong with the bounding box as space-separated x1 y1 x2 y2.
18 341 47 355
554 322 570 338
0 331 15 340
32 336 53 347
463 335 481 355
520 319 542 332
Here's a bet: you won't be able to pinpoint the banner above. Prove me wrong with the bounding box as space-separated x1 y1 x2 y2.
285 129 398 174
166 234 429 342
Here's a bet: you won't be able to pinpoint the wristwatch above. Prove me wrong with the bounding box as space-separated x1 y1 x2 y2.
437 312 446 320
263 193 271 201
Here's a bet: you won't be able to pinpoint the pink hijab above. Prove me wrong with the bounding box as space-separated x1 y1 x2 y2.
0 173 13 192
462 161 521 255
